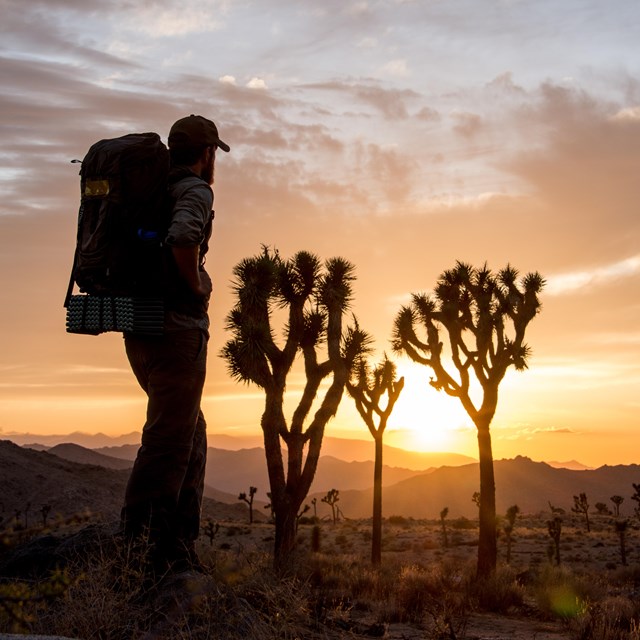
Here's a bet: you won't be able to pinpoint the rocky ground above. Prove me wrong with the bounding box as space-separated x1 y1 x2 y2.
1 510 639 639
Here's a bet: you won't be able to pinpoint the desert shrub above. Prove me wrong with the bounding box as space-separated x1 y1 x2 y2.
451 517 476 530
470 565 525 613
533 565 603 621
380 561 470 630
387 515 411 528
569 597 640 640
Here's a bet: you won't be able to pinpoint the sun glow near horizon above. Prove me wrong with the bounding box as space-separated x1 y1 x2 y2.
384 360 475 454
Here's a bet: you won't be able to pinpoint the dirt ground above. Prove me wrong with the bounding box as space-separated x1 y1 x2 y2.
198 511 639 639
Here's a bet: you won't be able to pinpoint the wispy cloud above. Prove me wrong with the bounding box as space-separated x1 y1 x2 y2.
546 255 640 295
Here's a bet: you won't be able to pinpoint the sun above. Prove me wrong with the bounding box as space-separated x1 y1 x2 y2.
385 359 474 453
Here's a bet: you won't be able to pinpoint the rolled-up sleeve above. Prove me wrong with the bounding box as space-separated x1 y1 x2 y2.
165 181 213 247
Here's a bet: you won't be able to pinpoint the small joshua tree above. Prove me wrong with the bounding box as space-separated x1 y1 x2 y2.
548 501 565 515
238 486 258 524
572 493 591 532
40 505 51 528
547 517 562 566
440 507 449 548
202 519 220 546
595 502 612 516
503 504 520 565
615 519 629 566
472 491 481 510
296 504 310 533
610 495 624 517
346 353 404 565
311 497 317 519
631 484 640 522
322 489 340 524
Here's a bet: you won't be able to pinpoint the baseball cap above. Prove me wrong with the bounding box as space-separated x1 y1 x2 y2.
168 114 230 152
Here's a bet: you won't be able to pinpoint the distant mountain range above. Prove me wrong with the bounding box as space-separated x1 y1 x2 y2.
2 434 638 525
0 440 257 526
4 430 476 470
325 457 640 519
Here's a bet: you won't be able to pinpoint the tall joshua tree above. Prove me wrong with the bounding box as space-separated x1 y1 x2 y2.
392 261 544 577
346 354 404 565
221 247 368 567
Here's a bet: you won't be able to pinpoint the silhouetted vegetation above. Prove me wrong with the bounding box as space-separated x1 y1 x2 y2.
572 492 591 532
503 505 520 565
439 507 449 548
614 519 629 566
547 517 562 566
220 247 369 566
238 486 258 524
346 353 404 565
392 261 545 577
610 495 624 517
321 489 340 525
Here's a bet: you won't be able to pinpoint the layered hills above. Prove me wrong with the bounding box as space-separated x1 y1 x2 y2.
1 436 639 525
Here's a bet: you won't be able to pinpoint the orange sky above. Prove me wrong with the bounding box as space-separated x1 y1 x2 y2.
1 1 639 467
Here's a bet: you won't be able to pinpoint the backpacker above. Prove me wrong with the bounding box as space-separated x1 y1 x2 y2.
64 132 171 335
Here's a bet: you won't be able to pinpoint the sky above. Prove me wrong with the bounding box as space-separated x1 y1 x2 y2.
1 0 639 467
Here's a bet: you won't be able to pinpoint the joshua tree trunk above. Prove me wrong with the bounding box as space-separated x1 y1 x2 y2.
372 435 383 565
477 423 497 577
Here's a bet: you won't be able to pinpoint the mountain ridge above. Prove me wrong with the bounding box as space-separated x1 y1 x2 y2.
3 440 639 526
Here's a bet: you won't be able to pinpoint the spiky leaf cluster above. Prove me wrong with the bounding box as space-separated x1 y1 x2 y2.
392 261 545 422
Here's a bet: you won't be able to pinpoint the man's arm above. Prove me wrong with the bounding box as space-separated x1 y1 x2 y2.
171 245 212 298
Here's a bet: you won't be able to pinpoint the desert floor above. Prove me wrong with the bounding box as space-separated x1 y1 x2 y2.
191 510 640 639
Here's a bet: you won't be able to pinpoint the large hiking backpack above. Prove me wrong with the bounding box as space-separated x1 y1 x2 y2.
64 132 171 335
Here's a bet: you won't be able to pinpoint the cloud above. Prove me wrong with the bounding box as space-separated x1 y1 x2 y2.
612 106 640 122
531 426 576 435
546 255 640 296
303 80 420 119
380 59 410 78
247 77 268 90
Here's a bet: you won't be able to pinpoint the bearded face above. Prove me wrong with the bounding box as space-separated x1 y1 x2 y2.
201 146 216 185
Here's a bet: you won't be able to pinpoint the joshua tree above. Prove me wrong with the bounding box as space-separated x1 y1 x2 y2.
221 248 369 567
472 491 481 510
503 504 520 565
547 517 562 566
595 502 611 516
610 495 624 517
202 519 220 546
440 507 449 548
346 354 404 565
631 484 640 521
322 489 340 524
311 497 317 519
238 486 258 524
614 519 629 566
572 493 591 532
40 505 51 528
295 504 310 534
548 501 565 515
393 261 544 577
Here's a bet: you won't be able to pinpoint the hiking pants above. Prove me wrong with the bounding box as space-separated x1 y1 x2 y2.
122 328 208 552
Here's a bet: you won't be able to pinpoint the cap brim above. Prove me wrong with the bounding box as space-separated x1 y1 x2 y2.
217 139 230 153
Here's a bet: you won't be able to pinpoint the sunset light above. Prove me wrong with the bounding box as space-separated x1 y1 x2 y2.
385 359 474 454
0 1 638 471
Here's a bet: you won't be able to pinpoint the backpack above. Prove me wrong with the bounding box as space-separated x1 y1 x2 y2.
64 132 171 335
